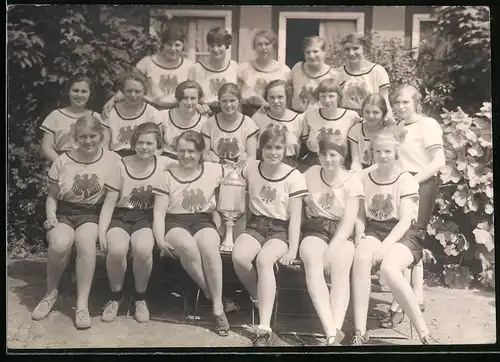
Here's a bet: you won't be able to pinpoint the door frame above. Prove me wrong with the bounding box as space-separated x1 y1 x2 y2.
277 11 365 64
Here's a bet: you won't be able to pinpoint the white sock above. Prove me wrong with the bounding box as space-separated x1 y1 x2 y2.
257 324 272 332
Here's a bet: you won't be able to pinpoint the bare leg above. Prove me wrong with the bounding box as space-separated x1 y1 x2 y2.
232 234 262 301
329 239 355 331
194 228 223 315
45 224 75 297
74 223 98 310
299 236 337 338
166 228 210 298
351 236 382 335
255 238 288 329
106 228 130 292
379 244 430 339
130 228 155 293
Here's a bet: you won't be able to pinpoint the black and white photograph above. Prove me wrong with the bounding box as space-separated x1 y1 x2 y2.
7 4 494 350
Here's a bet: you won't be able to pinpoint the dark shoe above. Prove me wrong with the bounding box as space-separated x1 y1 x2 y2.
380 309 405 329
350 329 369 346
421 334 438 345
214 312 230 337
253 328 272 347
326 329 345 346
223 297 240 314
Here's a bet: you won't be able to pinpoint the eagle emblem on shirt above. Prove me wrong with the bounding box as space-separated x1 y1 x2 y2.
316 127 341 142
254 78 269 95
217 137 240 160
159 74 178 95
181 188 207 213
368 193 394 220
118 125 137 144
318 192 334 211
341 79 371 110
298 85 315 107
259 185 277 204
209 77 227 96
71 174 101 199
129 185 154 209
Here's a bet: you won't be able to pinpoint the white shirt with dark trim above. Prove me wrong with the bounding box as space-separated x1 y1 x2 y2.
336 63 390 112
252 110 306 158
201 114 259 160
104 155 168 210
304 165 363 220
242 160 308 221
153 161 224 214
135 55 194 103
107 103 163 152
40 109 104 152
48 149 120 205
361 170 419 222
161 108 208 157
290 62 339 113
398 116 444 174
237 61 291 100
304 107 360 153
189 60 239 105
347 122 375 168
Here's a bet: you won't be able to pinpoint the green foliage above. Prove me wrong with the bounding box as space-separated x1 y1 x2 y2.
427 103 494 288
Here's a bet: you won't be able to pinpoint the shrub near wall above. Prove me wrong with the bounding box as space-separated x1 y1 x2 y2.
8 6 157 257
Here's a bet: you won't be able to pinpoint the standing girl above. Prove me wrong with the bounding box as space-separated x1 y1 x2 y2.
161 80 208 160
252 80 306 168
289 36 338 114
380 84 445 326
348 93 391 173
153 130 230 336
32 115 119 329
107 71 163 158
336 33 391 114
349 125 437 345
303 78 360 169
102 26 192 115
190 27 239 115
41 76 105 162
238 30 291 117
300 134 363 346
98 123 168 324
201 83 259 166
232 125 308 347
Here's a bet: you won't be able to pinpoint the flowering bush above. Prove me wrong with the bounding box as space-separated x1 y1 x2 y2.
427 103 494 288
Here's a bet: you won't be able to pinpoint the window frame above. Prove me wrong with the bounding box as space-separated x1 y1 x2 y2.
277 11 365 64
148 8 233 62
411 13 437 51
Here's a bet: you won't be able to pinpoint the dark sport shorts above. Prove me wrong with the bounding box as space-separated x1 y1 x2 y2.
108 207 153 235
57 201 101 230
242 215 289 245
302 217 340 244
165 213 217 236
410 173 439 231
364 219 425 264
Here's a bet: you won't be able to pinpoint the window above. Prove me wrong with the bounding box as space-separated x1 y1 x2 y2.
278 11 365 68
149 8 232 62
412 13 448 58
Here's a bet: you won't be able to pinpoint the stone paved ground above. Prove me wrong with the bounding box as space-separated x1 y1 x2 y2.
7 255 496 349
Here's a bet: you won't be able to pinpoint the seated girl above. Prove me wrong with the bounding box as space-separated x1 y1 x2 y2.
232 125 308 347
300 133 363 346
32 115 119 329
349 125 437 345
153 130 230 336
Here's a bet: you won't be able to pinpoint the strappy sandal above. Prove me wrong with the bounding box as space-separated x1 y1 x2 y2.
214 312 230 337
380 309 405 329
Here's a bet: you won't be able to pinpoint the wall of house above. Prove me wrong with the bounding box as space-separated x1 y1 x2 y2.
372 6 406 40
237 6 273 63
